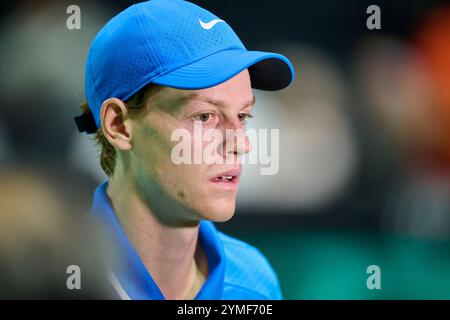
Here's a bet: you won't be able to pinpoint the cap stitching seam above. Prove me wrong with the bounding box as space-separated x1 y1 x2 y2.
155 46 245 79
134 4 164 72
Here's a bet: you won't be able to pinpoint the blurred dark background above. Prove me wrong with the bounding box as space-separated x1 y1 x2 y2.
0 0 449 299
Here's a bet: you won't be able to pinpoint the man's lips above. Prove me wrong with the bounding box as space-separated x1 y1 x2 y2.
209 168 241 189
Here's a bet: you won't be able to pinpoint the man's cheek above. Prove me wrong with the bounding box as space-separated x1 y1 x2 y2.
202 132 222 165
141 119 176 154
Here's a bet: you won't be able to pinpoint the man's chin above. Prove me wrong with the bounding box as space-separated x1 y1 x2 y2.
198 206 236 223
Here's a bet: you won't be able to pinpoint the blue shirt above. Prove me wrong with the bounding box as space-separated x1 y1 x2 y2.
90 181 283 300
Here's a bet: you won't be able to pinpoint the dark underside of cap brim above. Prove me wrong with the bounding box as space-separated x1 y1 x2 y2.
151 49 294 92
248 56 294 91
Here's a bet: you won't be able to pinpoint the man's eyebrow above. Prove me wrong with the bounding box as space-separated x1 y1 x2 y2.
186 94 256 109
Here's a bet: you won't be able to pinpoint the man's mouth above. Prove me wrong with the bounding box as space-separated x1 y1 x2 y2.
209 168 240 189
211 175 238 182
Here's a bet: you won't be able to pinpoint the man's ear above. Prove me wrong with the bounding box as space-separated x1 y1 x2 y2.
100 98 133 151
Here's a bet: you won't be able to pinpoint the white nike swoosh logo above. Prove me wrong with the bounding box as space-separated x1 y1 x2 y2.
199 18 225 30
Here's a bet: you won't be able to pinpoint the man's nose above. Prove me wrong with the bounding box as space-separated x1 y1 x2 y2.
218 124 251 158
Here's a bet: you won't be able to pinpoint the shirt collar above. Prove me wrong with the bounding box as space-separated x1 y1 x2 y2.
90 181 225 300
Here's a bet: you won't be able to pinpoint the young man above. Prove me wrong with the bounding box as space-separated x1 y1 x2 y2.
75 0 294 300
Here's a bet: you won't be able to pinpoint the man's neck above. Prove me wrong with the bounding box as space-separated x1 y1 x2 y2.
107 177 207 299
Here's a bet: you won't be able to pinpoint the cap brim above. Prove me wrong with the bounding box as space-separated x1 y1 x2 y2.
152 49 294 91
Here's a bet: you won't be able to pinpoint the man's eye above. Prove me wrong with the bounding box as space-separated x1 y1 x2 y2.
193 113 213 122
238 113 254 122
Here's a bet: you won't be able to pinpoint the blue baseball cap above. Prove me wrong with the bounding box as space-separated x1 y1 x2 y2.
75 0 294 133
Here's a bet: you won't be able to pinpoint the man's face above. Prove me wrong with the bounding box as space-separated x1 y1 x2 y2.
129 70 254 223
